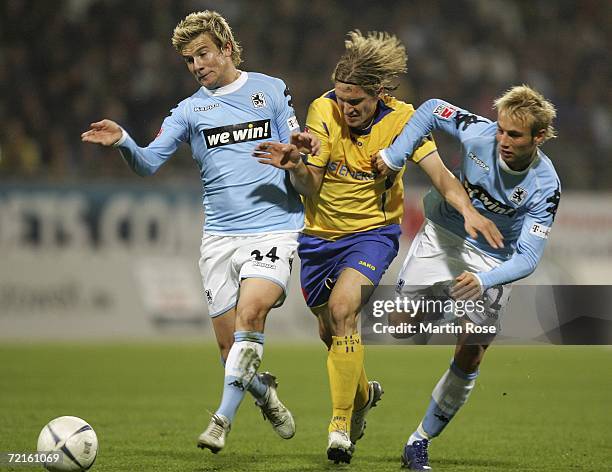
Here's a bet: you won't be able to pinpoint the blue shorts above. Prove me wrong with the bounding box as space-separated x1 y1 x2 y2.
298 225 402 308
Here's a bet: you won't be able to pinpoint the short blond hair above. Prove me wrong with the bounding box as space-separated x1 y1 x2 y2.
332 30 407 96
494 85 557 142
171 11 242 66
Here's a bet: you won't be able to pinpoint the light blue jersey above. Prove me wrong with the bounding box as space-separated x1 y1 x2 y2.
115 71 304 235
380 99 561 289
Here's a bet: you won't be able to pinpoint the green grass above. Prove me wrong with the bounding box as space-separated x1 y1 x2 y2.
0 343 610 471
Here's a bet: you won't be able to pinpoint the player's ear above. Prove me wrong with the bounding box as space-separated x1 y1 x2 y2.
221 41 233 58
533 128 546 146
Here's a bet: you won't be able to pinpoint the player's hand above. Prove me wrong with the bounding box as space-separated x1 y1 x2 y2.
253 142 302 169
463 209 504 249
81 119 122 146
450 272 483 301
371 152 396 177
290 131 320 156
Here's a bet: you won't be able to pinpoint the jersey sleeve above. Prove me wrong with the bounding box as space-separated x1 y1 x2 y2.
408 133 437 164
380 99 493 170
304 99 331 168
117 102 189 176
271 79 301 145
476 182 561 289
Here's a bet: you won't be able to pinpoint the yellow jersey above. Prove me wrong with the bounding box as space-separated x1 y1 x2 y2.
304 91 437 240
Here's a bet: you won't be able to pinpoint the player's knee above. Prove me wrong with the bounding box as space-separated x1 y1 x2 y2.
327 300 357 334
328 301 352 322
236 304 269 330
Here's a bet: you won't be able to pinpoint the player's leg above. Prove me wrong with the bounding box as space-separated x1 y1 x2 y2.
313 304 375 443
215 277 284 421
198 278 285 453
199 233 272 420
210 309 270 403
326 268 385 463
211 309 235 361
198 233 297 452
396 221 457 470
401 222 507 469
401 319 488 470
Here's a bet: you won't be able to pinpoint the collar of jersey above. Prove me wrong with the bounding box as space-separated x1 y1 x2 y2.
498 149 541 175
201 70 248 96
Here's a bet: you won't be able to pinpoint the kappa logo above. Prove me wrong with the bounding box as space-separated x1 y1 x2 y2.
433 103 458 120
510 186 528 205
454 111 488 131
205 289 213 305
468 152 490 171
251 91 266 108
203 119 271 148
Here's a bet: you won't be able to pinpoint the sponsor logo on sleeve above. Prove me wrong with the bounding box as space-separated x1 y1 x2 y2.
203 119 271 148
251 91 267 108
529 223 551 239
454 111 489 131
510 186 528 205
287 115 300 131
433 104 457 120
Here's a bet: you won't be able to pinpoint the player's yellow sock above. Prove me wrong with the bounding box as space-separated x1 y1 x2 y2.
327 334 364 434
353 365 370 411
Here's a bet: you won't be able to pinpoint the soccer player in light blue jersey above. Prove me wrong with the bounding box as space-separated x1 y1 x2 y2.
81 10 319 454
373 85 560 470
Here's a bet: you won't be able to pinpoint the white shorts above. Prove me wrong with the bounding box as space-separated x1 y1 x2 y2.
397 220 511 326
198 232 299 317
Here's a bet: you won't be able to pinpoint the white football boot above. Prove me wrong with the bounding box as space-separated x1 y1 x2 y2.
327 429 355 464
197 414 231 453
255 372 296 439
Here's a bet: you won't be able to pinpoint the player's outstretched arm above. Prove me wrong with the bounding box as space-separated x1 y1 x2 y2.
418 151 504 249
81 120 123 146
253 137 324 197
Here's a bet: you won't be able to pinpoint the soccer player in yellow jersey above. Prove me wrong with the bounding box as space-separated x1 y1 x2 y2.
253 31 502 464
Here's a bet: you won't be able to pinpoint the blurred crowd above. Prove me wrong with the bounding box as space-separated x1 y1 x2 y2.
1 0 610 188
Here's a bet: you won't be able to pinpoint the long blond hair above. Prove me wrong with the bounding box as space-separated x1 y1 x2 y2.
332 30 407 96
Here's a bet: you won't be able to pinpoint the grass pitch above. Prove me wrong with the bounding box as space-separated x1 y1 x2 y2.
0 342 610 471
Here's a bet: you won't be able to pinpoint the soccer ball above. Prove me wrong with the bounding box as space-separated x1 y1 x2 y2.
37 416 98 471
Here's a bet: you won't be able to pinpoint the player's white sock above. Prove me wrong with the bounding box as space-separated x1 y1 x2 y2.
412 360 478 441
219 355 268 401
216 331 264 422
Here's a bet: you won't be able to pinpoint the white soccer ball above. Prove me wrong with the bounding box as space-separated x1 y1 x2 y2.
37 416 98 471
